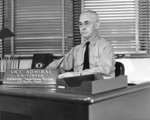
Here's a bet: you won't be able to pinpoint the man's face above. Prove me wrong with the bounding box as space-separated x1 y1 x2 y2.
79 13 97 40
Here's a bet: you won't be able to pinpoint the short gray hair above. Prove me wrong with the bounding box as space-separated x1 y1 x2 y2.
81 10 99 22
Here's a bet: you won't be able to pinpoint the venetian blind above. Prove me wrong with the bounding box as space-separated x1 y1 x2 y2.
73 0 82 46
83 0 147 54
0 0 3 55
14 0 73 56
138 0 150 54
64 0 73 53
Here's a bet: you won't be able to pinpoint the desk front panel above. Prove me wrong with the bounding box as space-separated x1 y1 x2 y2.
0 94 88 120
0 83 150 120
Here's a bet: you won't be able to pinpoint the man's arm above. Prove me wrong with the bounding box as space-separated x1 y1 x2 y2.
46 48 74 72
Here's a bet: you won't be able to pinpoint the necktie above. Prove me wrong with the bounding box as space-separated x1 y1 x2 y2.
83 42 90 70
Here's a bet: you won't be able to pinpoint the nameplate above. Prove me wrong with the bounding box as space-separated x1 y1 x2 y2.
3 69 59 85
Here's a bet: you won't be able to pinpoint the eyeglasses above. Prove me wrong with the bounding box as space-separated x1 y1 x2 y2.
78 21 91 28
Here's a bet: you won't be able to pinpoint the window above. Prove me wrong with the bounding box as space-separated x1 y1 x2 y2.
1 0 150 57
4 0 73 56
81 0 150 57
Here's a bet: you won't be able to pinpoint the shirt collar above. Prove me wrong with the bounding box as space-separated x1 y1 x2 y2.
84 35 99 46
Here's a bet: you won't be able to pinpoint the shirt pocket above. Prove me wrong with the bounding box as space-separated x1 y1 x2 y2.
91 55 100 67
74 58 83 68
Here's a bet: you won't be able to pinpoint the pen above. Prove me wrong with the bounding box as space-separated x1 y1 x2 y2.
56 57 65 74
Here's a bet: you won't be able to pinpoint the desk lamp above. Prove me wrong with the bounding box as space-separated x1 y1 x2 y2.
0 27 15 82
0 27 15 58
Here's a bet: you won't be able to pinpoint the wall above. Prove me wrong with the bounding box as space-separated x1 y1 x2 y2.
19 58 150 84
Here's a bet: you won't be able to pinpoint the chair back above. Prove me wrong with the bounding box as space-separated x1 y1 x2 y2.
115 61 125 77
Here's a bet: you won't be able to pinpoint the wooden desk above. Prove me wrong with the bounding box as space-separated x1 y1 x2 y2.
0 83 150 120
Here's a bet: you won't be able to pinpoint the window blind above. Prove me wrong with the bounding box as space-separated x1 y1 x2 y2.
73 0 82 46
0 0 3 56
83 0 147 54
138 0 150 54
64 0 73 53
13 0 73 56
3 0 13 55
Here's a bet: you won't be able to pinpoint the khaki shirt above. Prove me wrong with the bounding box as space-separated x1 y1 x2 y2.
46 36 115 77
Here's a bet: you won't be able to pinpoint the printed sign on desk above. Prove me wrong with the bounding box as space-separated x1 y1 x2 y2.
2 69 59 87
